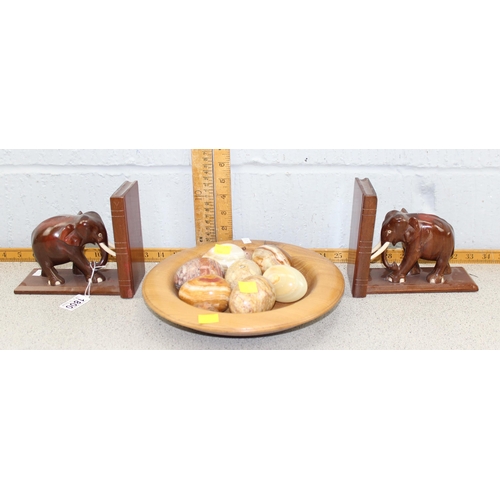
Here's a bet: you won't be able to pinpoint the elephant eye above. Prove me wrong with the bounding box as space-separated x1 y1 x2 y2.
98 232 103 238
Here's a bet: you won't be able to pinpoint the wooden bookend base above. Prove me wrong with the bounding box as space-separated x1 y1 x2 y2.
15 268 121 295
347 177 479 297
367 267 478 294
15 181 145 298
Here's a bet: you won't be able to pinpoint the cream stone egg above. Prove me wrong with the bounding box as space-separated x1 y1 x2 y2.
228 276 276 314
252 244 291 272
224 258 262 289
202 243 246 271
263 265 308 303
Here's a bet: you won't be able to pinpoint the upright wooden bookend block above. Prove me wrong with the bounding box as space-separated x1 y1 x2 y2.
348 177 478 297
15 180 145 298
347 178 378 298
110 180 146 298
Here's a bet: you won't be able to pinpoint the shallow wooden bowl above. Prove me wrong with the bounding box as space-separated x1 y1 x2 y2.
142 240 344 337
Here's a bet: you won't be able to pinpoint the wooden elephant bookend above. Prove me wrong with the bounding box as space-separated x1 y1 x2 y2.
347 177 479 298
15 180 145 298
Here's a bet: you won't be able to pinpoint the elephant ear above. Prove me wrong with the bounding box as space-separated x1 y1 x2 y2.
404 216 421 243
60 223 84 246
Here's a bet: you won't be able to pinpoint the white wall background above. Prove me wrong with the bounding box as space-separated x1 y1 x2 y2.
1 149 499 250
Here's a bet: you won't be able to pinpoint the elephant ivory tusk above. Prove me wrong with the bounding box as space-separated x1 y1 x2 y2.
370 241 390 261
371 241 382 254
99 242 117 257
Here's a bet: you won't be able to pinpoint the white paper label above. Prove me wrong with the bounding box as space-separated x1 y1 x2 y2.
241 238 252 244
60 294 90 311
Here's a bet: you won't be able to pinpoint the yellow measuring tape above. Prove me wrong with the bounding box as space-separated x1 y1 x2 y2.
314 248 500 265
3 149 499 264
2 247 500 264
191 149 233 244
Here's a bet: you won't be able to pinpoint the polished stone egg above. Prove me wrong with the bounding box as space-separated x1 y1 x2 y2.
228 276 276 314
224 258 262 289
263 265 308 303
174 257 225 290
178 274 231 312
202 243 246 271
252 244 291 272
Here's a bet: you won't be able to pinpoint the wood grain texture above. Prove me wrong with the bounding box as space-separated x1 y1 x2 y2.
347 178 378 298
347 177 479 296
14 268 121 295
142 240 345 337
367 267 479 293
15 181 145 297
110 180 146 298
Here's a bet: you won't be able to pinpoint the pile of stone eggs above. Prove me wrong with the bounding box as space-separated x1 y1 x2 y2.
174 243 308 314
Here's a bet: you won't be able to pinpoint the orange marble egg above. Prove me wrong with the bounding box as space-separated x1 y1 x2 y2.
174 257 225 290
178 274 231 312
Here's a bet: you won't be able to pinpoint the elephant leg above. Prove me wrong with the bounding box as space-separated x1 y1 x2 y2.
426 257 449 284
71 250 106 283
409 261 421 275
387 266 407 283
33 247 66 285
88 267 106 283
72 263 83 275
41 263 66 286
72 262 104 281
426 271 444 284
387 253 419 283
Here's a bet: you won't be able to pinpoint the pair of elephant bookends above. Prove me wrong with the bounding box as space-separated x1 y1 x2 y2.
348 177 478 297
15 180 146 298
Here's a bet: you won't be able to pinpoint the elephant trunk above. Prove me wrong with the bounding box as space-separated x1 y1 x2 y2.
370 241 390 262
379 228 396 269
97 236 116 267
381 244 392 269
96 243 109 267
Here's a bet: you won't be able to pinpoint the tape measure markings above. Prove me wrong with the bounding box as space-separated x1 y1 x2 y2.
3 247 500 264
212 149 233 242
191 149 232 244
191 149 216 244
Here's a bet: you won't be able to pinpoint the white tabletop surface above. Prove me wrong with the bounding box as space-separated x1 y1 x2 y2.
2 261 498 350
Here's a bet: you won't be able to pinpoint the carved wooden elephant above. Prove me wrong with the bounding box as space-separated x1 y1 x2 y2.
372 208 455 284
31 211 116 286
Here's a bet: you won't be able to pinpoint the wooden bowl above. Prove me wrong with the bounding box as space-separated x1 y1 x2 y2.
142 240 344 337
